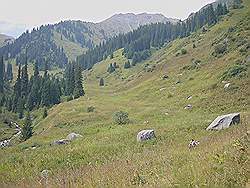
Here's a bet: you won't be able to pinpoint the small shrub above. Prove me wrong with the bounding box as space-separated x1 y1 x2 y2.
181 48 187 55
42 108 48 118
66 96 73 102
221 63 248 80
87 106 95 113
99 78 104 86
214 43 227 56
113 111 129 125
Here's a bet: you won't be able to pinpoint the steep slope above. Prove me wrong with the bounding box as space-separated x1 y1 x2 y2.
0 0 249 187
0 34 14 47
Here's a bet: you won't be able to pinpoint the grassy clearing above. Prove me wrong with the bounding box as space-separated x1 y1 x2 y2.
0 1 249 187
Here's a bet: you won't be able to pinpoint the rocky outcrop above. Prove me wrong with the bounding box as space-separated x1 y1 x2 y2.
206 113 240 130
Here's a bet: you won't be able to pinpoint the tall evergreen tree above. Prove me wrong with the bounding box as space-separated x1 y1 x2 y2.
0 56 4 93
6 63 13 81
21 111 33 141
21 60 29 98
99 78 104 86
73 63 84 99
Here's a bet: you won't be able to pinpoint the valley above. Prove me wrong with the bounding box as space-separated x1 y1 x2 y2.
0 0 249 187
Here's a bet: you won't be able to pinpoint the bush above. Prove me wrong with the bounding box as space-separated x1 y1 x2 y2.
181 48 187 55
87 106 95 113
99 78 104 86
66 96 73 102
43 108 48 118
113 111 129 125
221 63 248 80
214 43 227 56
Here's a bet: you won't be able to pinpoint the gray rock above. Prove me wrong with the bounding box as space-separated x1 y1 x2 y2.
66 133 83 141
52 139 70 145
184 104 192 110
137 129 155 142
206 113 240 131
224 83 231 89
162 75 169 80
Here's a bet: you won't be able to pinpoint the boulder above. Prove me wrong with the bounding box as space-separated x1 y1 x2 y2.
184 104 192 110
206 113 240 131
162 75 169 80
52 139 70 145
66 133 83 141
224 83 231 89
137 129 155 142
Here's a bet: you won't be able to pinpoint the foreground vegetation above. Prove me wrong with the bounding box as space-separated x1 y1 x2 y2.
0 0 249 187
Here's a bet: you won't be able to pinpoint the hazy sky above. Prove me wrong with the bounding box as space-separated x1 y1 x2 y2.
0 0 216 37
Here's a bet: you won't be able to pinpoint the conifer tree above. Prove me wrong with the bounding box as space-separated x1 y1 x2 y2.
21 111 33 141
6 63 13 81
21 60 29 98
43 108 48 118
124 61 131 69
99 78 104 86
0 56 4 93
73 63 84 98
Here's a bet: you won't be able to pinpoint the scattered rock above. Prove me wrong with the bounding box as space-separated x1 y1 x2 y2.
137 129 156 142
144 120 149 124
184 104 192 110
66 133 83 141
162 75 169 80
41 170 50 179
159 87 166 91
52 139 70 145
224 83 231 89
187 96 192 100
176 80 181 84
206 113 240 130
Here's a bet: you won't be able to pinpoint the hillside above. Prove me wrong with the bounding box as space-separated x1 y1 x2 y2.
0 0 249 187
0 13 176 64
0 34 14 48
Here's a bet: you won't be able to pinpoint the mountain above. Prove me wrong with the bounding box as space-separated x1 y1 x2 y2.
0 21 27 38
89 13 179 39
0 13 178 66
0 34 14 47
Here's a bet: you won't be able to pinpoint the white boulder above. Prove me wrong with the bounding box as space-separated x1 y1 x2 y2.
137 129 155 142
206 113 240 130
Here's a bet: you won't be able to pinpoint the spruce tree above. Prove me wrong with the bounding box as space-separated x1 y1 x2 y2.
99 78 104 86
0 56 4 93
124 61 131 69
21 111 33 141
73 63 84 98
21 60 29 98
6 63 13 81
43 108 48 118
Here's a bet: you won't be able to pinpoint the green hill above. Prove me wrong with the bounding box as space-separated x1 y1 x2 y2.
0 0 249 187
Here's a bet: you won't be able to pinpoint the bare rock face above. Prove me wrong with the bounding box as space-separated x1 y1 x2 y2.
137 129 155 142
206 113 240 130
66 133 83 141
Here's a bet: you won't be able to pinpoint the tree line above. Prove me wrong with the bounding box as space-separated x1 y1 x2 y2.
77 3 229 70
0 57 84 119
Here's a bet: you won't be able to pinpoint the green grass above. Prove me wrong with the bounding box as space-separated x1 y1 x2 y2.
53 31 87 61
0 1 249 187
